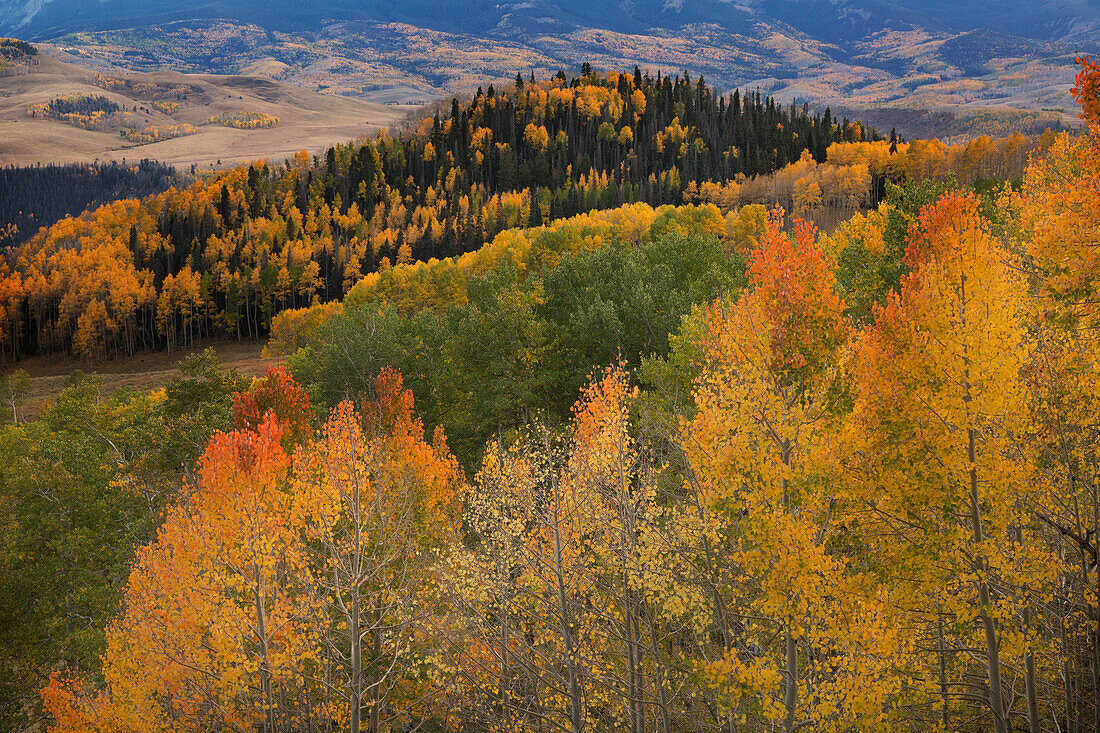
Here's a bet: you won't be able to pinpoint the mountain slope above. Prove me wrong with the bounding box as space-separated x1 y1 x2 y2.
0 54 409 167
4 0 1098 43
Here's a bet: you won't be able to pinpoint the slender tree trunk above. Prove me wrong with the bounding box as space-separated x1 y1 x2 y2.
960 274 1008 733
254 567 274 733
349 588 361 733
1062 591 1077 733
624 584 641 733
780 434 798 733
939 614 950 730
499 554 510 726
369 625 382 733
783 626 798 733
643 601 674 733
1025 645 1041 733
550 473 584 732
971 426 1008 733
1093 487 1100 733
1016 528 1041 733
697 503 739 733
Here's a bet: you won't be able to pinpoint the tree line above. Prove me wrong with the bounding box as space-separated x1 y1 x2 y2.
0 160 177 248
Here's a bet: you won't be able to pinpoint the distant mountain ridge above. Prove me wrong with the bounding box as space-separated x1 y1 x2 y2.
0 0 1092 122
4 0 1098 44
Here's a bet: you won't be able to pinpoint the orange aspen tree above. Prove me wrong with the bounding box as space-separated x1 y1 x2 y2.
232 365 314 448
44 414 319 733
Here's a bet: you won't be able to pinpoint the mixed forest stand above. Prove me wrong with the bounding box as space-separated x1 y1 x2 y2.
2 57 1100 733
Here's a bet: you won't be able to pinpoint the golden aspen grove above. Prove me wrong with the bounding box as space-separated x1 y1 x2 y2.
2 56 1100 733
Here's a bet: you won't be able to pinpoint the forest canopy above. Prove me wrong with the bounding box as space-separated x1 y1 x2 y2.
0 58 1098 733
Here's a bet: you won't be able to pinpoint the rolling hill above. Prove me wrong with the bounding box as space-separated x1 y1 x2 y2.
0 53 410 167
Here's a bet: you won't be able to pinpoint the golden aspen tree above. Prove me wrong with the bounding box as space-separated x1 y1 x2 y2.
452 366 676 733
292 370 464 733
843 193 1054 733
448 440 541 732
1010 56 1100 730
678 213 911 732
563 366 676 733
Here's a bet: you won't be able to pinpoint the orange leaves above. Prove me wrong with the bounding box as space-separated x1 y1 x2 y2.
1015 100 1100 330
232 365 313 447
901 190 981 274
743 210 849 382
569 362 633 474
301 380 463 554
842 186 1039 723
42 368 465 731
690 207 849 508
200 412 289 498
363 367 418 439
41 672 113 733
854 191 1027 469
678 208 912 729
1073 55 1100 125
42 411 307 732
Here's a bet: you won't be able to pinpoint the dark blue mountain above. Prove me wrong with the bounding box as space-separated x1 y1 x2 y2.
2 0 1096 44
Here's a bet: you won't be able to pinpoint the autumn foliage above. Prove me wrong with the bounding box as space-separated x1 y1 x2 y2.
232 365 313 446
42 370 463 733
1074 55 1100 125
20 63 1100 733
0 69 869 365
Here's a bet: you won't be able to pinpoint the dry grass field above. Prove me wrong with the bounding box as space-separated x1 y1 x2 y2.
0 54 414 168
11 339 275 420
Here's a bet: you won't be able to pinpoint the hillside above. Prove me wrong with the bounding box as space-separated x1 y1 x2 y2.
4 0 1098 44
0 0 1091 134
0 70 881 365
0 53 410 168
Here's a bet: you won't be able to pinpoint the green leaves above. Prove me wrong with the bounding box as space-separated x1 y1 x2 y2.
0 353 242 731
291 230 744 472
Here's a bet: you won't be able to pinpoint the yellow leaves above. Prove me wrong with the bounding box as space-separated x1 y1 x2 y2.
670 206 932 728
853 196 1029 501
820 203 888 259
523 123 549 152
1016 128 1100 329
655 117 690 155
699 649 782 718
207 111 280 129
